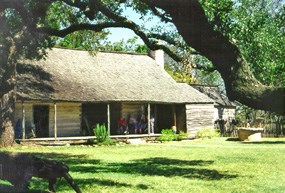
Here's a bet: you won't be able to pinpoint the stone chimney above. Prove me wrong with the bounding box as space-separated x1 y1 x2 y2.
149 49 164 69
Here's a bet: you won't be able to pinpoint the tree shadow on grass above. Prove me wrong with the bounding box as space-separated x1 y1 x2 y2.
33 155 237 192
103 157 237 180
69 156 238 181
226 137 285 144
242 141 285 144
32 153 239 181
226 138 240 141
1 151 238 192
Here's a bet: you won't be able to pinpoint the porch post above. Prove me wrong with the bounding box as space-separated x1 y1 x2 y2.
107 103 110 136
154 105 157 130
147 103 151 135
54 102 57 140
172 105 177 126
172 105 177 133
22 101 25 139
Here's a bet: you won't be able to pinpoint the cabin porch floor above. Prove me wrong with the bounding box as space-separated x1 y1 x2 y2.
18 133 162 142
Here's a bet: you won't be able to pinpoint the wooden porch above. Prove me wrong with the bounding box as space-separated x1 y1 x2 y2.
17 101 184 141
19 133 162 142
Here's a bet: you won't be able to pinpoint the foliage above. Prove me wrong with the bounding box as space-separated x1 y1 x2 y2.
93 124 113 145
157 129 188 142
56 30 110 50
201 0 285 86
46 1 110 51
165 61 198 84
99 37 148 53
196 127 220 139
157 129 176 141
175 131 188 141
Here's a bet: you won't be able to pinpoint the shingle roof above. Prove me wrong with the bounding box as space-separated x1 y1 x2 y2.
191 85 235 107
16 48 213 104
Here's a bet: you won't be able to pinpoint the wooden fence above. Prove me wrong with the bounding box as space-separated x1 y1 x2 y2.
215 119 285 138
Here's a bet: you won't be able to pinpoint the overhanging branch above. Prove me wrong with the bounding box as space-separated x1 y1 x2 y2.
147 0 285 115
37 23 122 37
37 0 185 62
93 0 184 62
142 0 172 23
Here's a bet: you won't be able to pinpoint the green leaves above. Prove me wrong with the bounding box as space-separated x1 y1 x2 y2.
99 36 147 53
56 30 109 50
201 0 285 87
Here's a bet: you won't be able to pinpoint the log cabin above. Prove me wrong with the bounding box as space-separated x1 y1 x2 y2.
191 85 236 121
14 48 214 140
192 85 236 135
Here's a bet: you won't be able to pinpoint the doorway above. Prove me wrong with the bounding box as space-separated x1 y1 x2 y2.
156 104 173 132
33 105 49 137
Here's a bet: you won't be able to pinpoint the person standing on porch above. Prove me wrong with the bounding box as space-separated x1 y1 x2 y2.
139 112 147 134
150 115 155 134
128 113 138 134
117 116 128 134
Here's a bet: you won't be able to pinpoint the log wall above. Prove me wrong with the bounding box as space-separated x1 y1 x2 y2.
15 101 81 137
221 107 236 120
186 104 215 137
121 103 144 119
214 106 236 121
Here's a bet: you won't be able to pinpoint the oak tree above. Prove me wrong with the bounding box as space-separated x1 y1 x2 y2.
1 0 285 145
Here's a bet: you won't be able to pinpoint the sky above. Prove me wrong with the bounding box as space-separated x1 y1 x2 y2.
106 7 164 44
107 28 142 43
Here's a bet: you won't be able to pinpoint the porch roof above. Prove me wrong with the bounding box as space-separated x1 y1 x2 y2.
16 48 213 104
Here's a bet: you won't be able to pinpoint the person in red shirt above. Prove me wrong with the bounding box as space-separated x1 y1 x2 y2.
117 116 128 134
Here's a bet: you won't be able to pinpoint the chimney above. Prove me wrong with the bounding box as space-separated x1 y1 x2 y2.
149 49 164 69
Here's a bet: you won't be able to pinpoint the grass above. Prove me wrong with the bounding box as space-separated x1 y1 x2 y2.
1 137 285 193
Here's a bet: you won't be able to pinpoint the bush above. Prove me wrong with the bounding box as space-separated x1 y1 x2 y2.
157 129 188 142
175 131 188 141
157 129 176 141
196 127 220 139
93 124 114 145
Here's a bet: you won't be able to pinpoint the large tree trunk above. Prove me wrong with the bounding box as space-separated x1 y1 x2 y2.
0 44 16 147
150 0 285 115
0 91 16 147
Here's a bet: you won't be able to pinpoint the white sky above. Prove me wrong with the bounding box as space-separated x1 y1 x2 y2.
107 28 142 43
106 7 163 44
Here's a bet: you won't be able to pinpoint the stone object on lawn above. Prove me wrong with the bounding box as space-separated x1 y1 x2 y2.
238 127 264 141
127 138 147 144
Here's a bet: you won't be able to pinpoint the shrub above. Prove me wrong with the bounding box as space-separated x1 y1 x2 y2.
157 129 176 141
93 124 114 145
196 127 220 139
175 131 188 141
157 129 188 142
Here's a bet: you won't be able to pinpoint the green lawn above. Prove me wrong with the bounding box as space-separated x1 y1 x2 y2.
1 138 285 193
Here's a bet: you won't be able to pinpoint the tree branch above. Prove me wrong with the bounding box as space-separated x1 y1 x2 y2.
37 23 121 37
92 0 184 62
148 33 180 46
147 0 285 115
61 0 98 20
142 0 172 23
41 0 184 62
195 64 216 73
